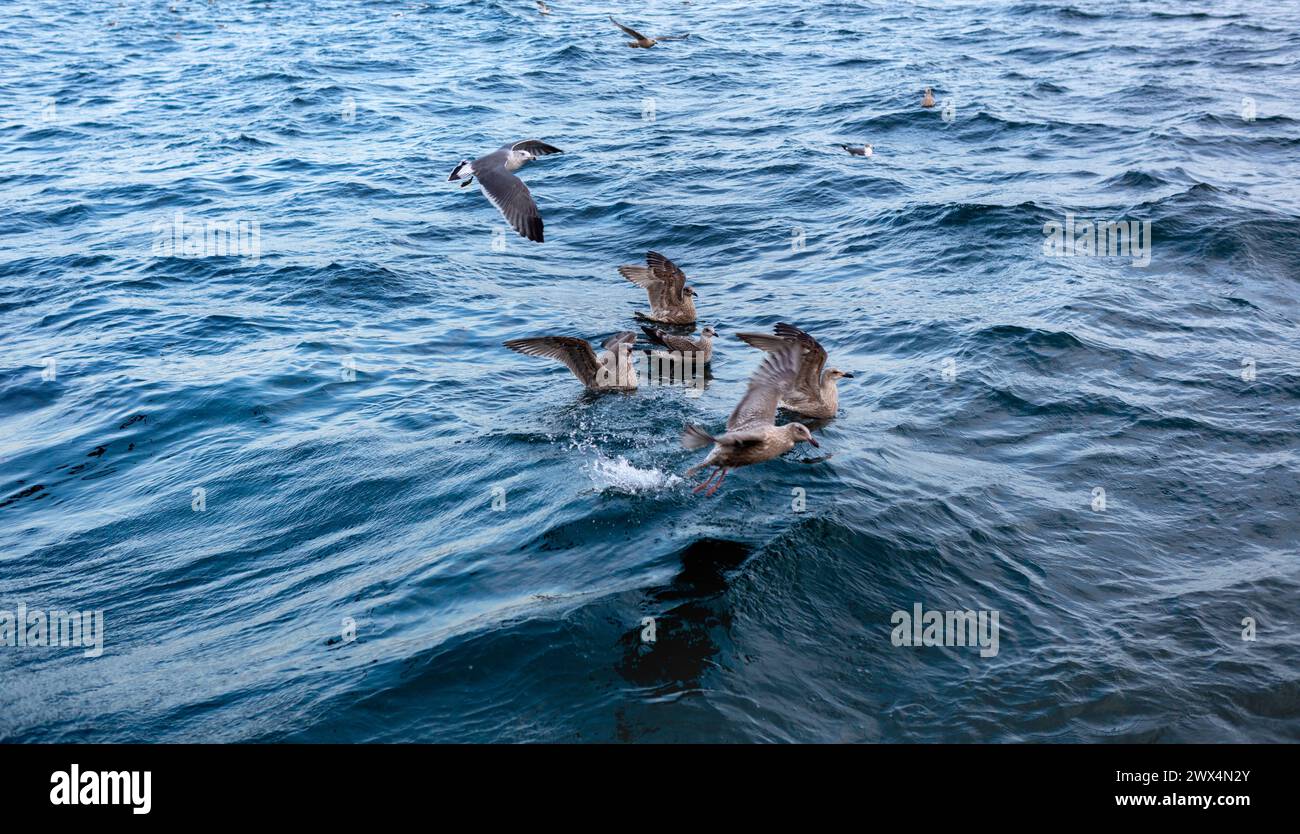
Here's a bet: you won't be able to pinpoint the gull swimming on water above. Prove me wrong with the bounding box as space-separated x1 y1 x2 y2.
641 324 717 364
922 87 935 108
536 0 550 14
682 341 819 496
504 332 638 391
737 323 853 419
608 16 689 48
841 143 873 157
618 251 698 325
447 140 563 243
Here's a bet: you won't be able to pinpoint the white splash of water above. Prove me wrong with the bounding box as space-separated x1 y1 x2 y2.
584 452 682 493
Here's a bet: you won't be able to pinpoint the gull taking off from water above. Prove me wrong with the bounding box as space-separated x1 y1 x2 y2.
619 251 698 324
641 324 717 364
608 16 689 48
682 341 819 496
504 332 638 391
922 87 935 108
841 143 873 157
737 323 853 419
447 140 563 243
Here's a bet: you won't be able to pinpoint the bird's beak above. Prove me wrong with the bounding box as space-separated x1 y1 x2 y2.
843 372 855 379
808 437 820 448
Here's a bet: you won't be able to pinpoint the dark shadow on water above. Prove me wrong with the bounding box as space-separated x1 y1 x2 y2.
615 538 752 689
659 537 752 598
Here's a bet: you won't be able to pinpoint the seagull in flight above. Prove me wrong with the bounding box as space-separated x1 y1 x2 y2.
447 140 563 243
608 16 689 48
682 341 819 496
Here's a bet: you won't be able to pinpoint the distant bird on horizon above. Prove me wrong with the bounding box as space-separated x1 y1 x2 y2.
608 16 689 48
447 140 563 243
504 332 638 391
922 87 935 108
642 324 717 364
682 341 819 496
618 251 699 324
737 323 853 420
841 143 873 157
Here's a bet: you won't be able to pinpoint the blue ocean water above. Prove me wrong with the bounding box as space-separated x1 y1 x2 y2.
2 0 1298 743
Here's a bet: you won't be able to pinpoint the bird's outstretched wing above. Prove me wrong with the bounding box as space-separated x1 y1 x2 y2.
504 336 600 386
618 264 656 288
774 323 827 399
602 331 637 351
510 139 563 157
646 251 688 303
477 166 543 242
736 332 790 353
727 341 801 431
609 16 647 40
619 258 670 309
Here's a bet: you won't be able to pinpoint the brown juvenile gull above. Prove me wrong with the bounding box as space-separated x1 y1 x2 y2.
922 87 935 108
609 16 689 48
737 323 853 419
840 143 873 157
618 251 698 324
447 140 563 243
641 324 717 364
682 341 819 496
504 332 638 391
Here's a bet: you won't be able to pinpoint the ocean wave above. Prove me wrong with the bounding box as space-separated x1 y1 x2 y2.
3 0 1298 745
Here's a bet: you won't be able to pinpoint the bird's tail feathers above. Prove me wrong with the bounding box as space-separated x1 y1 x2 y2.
681 424 715 450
